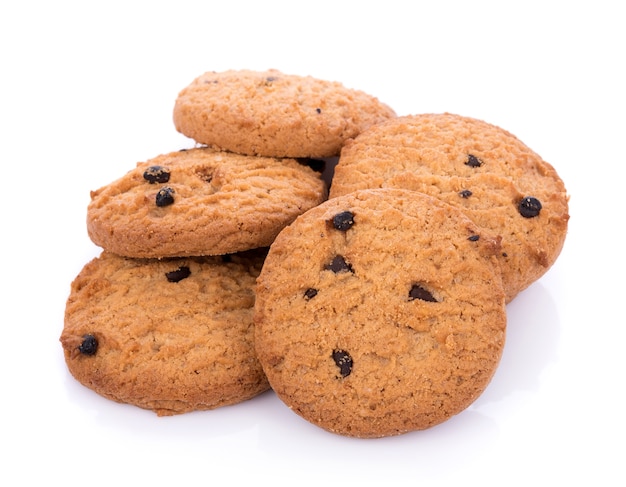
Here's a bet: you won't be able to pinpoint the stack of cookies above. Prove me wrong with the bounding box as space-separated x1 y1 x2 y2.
255 114 569 438
60 69 569 439
60 69 395 417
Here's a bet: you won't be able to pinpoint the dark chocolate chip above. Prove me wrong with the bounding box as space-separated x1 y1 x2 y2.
332 349 353 377
518 196 542 218
468 234 480 242
325 255 353 274
304 288 318 300
332 211 355 231
408 284 438 302
143 165 171 184
316 108 322 114
465 154 483 168
78 334 98 356
165 266 191 283
459 189 473 198
155 187 175 207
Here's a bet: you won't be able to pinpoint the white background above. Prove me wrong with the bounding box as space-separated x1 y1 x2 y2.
2 1 624 485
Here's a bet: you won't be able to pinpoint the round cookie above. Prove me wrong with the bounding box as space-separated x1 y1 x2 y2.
254 189 507 438
329 113 570 302
87 147 327 258
60 249 269 416
172 69 396 158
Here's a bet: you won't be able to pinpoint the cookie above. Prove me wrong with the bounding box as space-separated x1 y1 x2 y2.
172 69 396 158
87 147 327 258
329 113 570 302
60 249 269 416
254 189 507 438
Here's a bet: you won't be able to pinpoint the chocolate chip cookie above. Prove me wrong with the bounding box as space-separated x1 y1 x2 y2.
329 113 570 302
87 147 327 258
173 69 396 158
254 189 507 438
60 249 269 415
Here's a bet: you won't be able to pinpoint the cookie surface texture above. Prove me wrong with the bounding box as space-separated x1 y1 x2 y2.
254 189 507 438
173 69 396 158
60 250 269 416
87 147 327 258
329 113 570 302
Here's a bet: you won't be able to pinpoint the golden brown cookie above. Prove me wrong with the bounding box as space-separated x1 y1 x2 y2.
254 189 507 438
87 147 327 258
60 249 269 416
172 69 396 158
329 113 570 302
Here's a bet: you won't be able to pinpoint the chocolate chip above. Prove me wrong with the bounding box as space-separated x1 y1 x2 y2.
165 266 191 283
78 334 98 356
143 165 171 184
304 288 318 300
331 211 355 231
325 255 353 274
459 189 473 198
465 154 483 168
468 235 480 242
332 349 353 377
316 108 322 114
408 284 438 302
518 196 542 218
155 187 175 207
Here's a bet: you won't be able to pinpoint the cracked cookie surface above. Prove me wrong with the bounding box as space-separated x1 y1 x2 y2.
60 250 269 416
173 69 396 158
330 113 570 302
254 189 507 438
87 147 327 258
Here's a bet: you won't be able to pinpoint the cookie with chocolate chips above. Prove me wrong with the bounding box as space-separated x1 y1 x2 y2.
254 189 507 438
329 113 570 302
172 69 396 158
87 147 327 258
60 249 269 416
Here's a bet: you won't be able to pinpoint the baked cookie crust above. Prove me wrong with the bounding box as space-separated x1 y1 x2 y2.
60 250 269 415
173 69 396 158
254 189 507 438
330 113 570 301
87 147 327 258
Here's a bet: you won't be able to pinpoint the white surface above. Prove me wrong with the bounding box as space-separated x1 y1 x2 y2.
2 1 624 485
